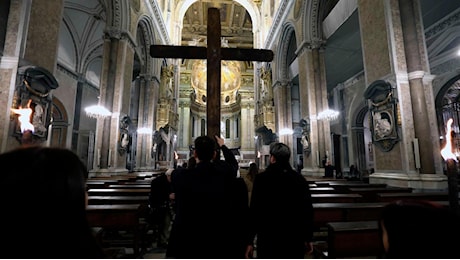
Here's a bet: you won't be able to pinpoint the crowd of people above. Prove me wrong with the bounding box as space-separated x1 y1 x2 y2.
1 136 460 259
147 135 315 258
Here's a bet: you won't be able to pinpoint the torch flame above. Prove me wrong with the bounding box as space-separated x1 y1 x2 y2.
441 118 457 161
11 99 34 133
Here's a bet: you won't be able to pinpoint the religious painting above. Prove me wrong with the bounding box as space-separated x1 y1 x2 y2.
12 66 58 143
372 108 395 141
364 80 399 152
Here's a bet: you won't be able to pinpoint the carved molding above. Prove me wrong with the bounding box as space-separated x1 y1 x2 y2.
147 0 171 44
264 0 293 49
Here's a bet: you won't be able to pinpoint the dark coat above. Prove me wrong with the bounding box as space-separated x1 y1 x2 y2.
149 174 172 209
248 163 314 259
166 145 249 259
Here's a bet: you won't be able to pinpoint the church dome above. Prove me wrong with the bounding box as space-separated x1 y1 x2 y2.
191 59 241 106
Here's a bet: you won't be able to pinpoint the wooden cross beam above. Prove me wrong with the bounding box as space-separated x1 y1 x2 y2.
150 8 274 138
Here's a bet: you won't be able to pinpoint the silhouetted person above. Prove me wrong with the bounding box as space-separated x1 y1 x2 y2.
379 200 460 258
324 160 334 178
0 146 105 259
243 162 259 203
149 168 174 249
166 135 249 258
349 164 359 179
245 142 314 259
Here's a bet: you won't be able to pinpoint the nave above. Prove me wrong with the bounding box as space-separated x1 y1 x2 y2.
85 169 456 259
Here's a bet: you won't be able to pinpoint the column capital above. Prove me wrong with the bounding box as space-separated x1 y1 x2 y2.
103 27 137 49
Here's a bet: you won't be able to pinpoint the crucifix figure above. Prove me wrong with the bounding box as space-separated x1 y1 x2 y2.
150 8 274 137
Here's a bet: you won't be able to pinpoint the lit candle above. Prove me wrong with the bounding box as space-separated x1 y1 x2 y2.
440 118 460 215
11 99 35 146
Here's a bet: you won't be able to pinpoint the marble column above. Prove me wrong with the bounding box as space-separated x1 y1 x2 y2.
1 0 64 152
92 28 135 175
0 0 24 152
399 0 436 174
296 41 331 176
358 0 445 188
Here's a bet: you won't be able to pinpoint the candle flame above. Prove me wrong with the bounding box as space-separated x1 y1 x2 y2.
441 118 456 161
11 99 34 133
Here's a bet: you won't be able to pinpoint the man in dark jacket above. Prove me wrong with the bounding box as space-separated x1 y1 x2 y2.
149 169 174 249
245 142 314 259
166 135 249 259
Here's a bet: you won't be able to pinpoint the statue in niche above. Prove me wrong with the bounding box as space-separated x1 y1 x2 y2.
373 111 392 139
118 115 131 155
300 118 311 153
32 103 47 135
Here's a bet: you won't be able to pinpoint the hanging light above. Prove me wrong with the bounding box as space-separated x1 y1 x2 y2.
317 109 340 121
279 128 294 136
137 127 153 134
84 105 112 119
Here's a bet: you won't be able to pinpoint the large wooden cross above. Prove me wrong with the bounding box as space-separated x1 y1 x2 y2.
150 8 274 138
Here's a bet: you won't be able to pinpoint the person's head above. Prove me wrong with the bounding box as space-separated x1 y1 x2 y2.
379 200 460 258
187 156 197 168
269 142 291 165
248 162 258 180
249 162 258 174
193 135 217 162
0 146 104 258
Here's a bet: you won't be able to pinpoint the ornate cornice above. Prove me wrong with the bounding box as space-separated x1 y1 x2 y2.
425 9 460 39
57 64 99 91
264 0 294 49
145 0 170 44
104 28 137 49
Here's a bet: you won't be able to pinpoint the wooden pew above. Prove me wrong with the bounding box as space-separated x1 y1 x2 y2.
313 202 387 230
314 180 364 187
326 221 383 258
311 193 362 203
328 183 387 193
376 191 449 202
348 187 413 202
86 204 145 256
108 184 151 189
87 188 150 196
309 187 337 194
88 196 149 205
86 181 110 189
118 179 154 185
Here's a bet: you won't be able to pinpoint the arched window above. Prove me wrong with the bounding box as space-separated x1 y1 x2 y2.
225 119 230 138
201 118 206 136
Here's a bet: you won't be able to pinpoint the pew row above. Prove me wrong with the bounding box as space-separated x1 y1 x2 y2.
326 220 383 258
311 194 362 203
376 191 449 202
313 202 387 230
86 204 148 256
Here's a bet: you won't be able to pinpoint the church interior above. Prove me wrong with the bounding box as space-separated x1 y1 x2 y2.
2 0 460 257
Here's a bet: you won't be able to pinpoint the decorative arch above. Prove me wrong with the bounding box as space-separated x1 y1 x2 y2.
302 0 322 43
175 0 261 45
136 16 157 75
105 0 130 31
49 97 69 148
351 103 372 174
435 75 460 139
275 23 296 81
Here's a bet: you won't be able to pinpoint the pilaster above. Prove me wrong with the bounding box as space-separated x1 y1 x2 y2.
358 0 446 188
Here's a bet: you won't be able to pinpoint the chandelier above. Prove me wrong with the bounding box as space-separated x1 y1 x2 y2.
85 105 112 119
317 109 340 121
